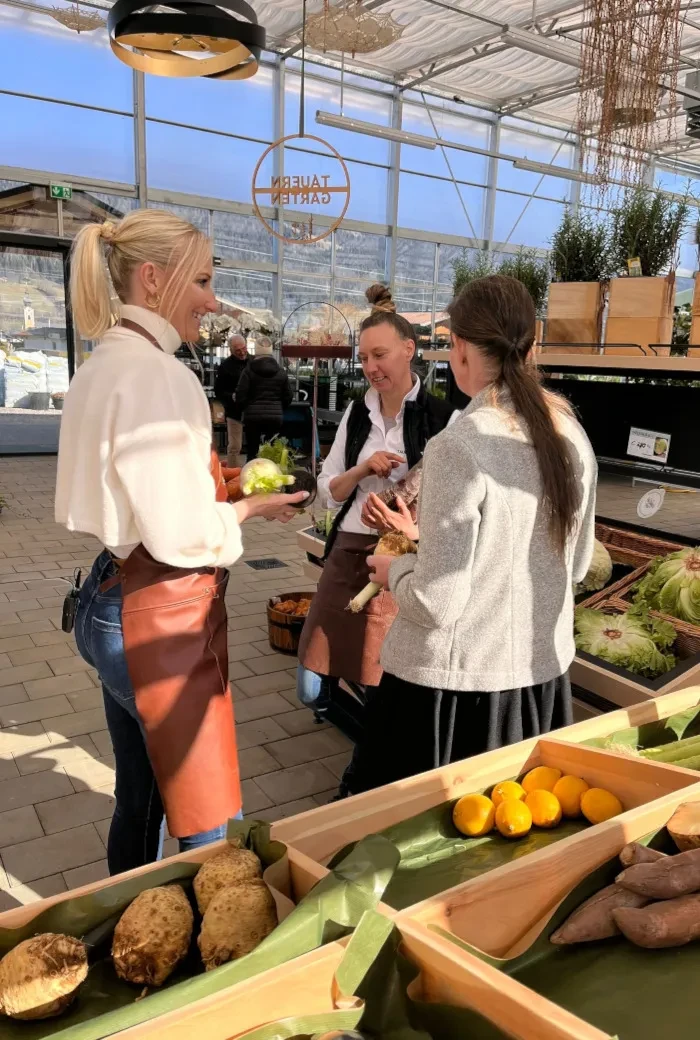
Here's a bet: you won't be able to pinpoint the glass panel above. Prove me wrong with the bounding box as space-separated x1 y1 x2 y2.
0 184 59 236
148 200 210 232
282 275 331 321
437 243 463 292
0 12 132 109
493 192 566 248
0 94 134 183
213 210 274 263
401 102 490 184
283 232 332 275
286 73 392 163
395 238 435 314
146 122 271 201
0 246 69 447
398 172 485 237
146 64 275 142
62 190 138 238
333 278 373 328
334 229 387 282
214 267 274 312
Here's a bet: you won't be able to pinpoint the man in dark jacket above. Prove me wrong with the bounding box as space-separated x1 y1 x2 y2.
235 338 292 460
214 334 249 466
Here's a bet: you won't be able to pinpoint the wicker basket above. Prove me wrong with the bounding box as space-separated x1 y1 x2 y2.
582 599 700 665
608 579 700 654
579 525 687 610
267 592 314 656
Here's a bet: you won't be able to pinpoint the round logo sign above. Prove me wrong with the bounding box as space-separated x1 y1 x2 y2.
251 134 351 245
637 488 666 520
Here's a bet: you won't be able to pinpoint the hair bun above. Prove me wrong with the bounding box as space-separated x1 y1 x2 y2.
365 283 396 314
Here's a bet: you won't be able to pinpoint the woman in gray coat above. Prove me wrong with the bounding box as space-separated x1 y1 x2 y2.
343 275 597 795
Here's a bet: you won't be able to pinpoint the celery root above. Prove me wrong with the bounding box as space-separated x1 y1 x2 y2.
346 532 417 614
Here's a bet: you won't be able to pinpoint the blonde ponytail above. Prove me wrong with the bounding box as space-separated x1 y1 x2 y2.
70 223 115 339
70 209 211 341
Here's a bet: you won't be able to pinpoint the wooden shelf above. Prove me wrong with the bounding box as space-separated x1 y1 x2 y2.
423 349 700 373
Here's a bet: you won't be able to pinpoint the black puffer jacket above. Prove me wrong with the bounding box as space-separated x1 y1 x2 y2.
235 355 292 425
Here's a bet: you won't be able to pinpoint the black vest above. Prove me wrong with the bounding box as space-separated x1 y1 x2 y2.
323 386 454 559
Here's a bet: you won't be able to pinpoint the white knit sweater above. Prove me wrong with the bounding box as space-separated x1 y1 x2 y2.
55 306 243 569
381 388 598 692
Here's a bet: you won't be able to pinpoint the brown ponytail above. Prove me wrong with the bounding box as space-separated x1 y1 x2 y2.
447 275 580 554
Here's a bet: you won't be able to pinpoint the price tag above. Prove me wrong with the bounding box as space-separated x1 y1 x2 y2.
627 426 671 464
637 488 666 519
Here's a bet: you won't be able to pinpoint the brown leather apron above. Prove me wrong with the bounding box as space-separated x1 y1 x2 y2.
297 531 398 687
104 318 241 838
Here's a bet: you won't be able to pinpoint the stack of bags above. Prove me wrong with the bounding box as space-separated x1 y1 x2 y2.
46 355 69 402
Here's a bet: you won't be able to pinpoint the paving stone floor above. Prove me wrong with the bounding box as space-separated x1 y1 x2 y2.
0 456 350 910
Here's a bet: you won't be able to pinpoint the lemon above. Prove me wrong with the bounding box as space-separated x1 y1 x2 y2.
581 788 623 825
525 789 562 828
521 766 562 794
453 794 495 837
495 799 532 839
552 775 590 818
491 780 526 808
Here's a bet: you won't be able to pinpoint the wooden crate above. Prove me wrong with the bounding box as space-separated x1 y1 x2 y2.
544 282 603 348
571 651 700 707
604 274 675 356
271 738 698 874
689 273 700 347
118 914 595 1040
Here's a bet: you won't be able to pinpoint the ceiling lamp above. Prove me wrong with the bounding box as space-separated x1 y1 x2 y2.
316 111 437 149
577 0 684 186
107 0 265 79
50 3 105 32
500 27 581 68
304 0 404 57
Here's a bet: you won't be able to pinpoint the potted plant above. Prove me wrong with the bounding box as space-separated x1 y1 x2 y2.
606 187 690 355
545 210 613 351
51 392 66 410
451 249 495 296
497 247 550 347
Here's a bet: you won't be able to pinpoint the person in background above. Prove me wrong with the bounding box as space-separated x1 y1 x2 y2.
347 275 597 794
235 337 292 460
55 209 307 874
297 283 456 745
214 333 249 467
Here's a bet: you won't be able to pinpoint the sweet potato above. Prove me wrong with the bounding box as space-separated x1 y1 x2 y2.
550 884 649 945
616 846 700 899
375 460 423 510
619 842 667 867
613 893 700 948
667 802 700 852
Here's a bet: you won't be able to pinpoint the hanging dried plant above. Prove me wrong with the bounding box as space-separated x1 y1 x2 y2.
577 0 683 186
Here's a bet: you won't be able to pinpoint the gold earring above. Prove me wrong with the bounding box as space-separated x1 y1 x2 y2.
145 291 161 310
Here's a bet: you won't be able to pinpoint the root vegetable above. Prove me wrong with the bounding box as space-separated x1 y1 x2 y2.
613 893 700 948
375 460 423 510
550 884 649 945
112 885 193 987
0 934 87 1021
667 802 700 852
346 532 417 614
619 842 667 867
616 847 700 899
198 880 278 970
193 844 263 915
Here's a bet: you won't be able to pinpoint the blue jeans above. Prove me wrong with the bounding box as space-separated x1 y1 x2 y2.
75 551 235 875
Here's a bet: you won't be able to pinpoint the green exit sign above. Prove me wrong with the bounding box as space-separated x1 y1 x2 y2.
50 183 72 200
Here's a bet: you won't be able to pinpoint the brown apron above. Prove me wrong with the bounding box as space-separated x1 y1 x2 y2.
297 531 398 687
104 318 241 838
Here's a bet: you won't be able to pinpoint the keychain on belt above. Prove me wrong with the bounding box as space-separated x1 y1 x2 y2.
61 567 82 634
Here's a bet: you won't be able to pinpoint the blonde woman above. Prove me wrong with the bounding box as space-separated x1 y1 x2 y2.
56 210 306 874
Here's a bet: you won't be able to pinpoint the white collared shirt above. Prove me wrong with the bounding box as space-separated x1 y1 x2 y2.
317 378 458 534
55 305 244 568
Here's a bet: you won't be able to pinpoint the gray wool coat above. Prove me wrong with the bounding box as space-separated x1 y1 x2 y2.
381 386 597 693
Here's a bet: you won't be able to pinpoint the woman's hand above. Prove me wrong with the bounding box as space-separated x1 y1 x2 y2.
362 451 404 479
235 491 308 525
367 553 393 588
361 493 419 540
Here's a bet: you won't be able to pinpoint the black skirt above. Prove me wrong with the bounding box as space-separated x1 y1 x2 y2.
341 671 573 797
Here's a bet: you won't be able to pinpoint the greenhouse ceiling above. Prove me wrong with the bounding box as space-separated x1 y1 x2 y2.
6 0 700 168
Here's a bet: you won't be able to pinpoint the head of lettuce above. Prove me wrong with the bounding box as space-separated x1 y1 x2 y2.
634 548 700 626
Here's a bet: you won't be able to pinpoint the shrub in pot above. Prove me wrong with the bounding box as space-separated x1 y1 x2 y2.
451 249 495 296
545 210 614 350
606 187 690 355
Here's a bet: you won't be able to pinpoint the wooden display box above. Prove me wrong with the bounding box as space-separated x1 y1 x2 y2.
544 282 603 349
403 781 700 960
272 738 698 880
571 642 700 707
604 274 674 355
689 272 700 348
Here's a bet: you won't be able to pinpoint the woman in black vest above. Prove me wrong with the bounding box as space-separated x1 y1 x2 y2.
297 284 455 709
